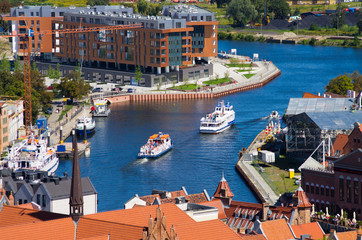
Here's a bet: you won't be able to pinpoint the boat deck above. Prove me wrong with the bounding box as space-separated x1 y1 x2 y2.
56 142 91 159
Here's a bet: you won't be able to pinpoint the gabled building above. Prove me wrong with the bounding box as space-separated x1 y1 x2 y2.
301 149 362 220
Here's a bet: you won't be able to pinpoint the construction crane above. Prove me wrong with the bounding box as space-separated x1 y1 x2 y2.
4 21 142 132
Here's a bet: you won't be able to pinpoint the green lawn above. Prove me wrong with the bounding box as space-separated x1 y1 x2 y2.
173 84 199 91
237 69 250 72
202 77 231 85
244 73 255 79
58 105 73 121
226 63 251 68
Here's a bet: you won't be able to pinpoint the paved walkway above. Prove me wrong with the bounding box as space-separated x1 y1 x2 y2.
48 104 91 146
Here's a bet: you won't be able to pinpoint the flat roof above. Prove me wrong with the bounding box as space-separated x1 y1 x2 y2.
306 111 362 130
163 4 213 14
285 98 354 115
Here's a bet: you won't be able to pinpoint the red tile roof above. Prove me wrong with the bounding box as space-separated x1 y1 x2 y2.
239 234 266 240
139 194 160 205
213 177 234 198
18 202 41 210
294 187 312 208
303 93 323 98
170 189 186 198
328 230 358 240
261 219 294 240
332 134 349 157
291 222 324 239
198 199 227 219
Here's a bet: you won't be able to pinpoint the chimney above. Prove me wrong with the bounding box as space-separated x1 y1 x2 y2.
69 130 83 223
261 201 269 221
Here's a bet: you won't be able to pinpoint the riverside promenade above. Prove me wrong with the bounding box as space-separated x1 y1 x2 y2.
236 130 279 205
98 57 281 103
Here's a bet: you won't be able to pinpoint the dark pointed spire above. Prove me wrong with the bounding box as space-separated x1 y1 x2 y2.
70 129 83 222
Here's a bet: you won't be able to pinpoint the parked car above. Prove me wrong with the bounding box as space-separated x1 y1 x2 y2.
127 88 133 93
92 88 103 93
112 87 122 93
45 107 53 114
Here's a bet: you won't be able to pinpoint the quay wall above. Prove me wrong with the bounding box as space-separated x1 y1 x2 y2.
236 163 266 203
106 69 281 103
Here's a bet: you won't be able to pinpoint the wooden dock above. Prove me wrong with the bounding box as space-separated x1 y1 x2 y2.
55 141 91 159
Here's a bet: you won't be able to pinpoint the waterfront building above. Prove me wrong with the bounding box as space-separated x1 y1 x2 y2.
124 186 211 209
285 97 360 160
5 100 24 143
4 5 218 87
0 102 9 153
301 149 362 220
0 169 97 215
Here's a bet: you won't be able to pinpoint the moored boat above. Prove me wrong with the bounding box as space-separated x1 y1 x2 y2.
269 111 280 119
92 99 111 117
138 132 173 158
75 116 96 135
0 134 59 174
200 101 235 134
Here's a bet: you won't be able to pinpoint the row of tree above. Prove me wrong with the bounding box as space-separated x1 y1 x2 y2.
226 0 290 26
325 71 362 96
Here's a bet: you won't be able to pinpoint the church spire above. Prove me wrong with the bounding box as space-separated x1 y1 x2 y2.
70 130 83 222
213 173 234 207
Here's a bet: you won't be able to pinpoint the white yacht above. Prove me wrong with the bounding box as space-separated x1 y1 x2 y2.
138 133 173 158
0 134 59 174
270 111 280 119
92 99 111 117
200 101 235 134
75 116 96 135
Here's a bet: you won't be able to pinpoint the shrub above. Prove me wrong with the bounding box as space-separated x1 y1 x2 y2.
309 38 317 46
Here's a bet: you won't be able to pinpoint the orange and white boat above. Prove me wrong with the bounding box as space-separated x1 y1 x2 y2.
138 132 173 158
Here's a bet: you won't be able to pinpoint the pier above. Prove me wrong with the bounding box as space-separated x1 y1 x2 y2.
55 141 91 159
236 130 279 205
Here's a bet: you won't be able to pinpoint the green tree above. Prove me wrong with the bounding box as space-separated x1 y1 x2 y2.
227 0 257 26
0 54 10 72
268 0 290 19
55 71 89 102
86 0 109 6
293 7 300 16
0 0 11 14
216 0 230 8
350 71 362 92
358 19 362 35
325 74 353 96
135 65 142 85
13 57 21 72
137 0 149 15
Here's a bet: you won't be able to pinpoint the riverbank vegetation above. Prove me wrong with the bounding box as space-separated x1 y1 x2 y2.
324 71 362 95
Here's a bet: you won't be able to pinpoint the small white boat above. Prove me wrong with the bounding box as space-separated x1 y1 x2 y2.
76 116 96 135
92 99 111 117
0 134 59 174
270 111 280 119
138 133 173 158
200 101 235 134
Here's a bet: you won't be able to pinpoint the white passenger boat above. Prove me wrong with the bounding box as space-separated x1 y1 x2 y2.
138 133 173 158
200 101 235 134
92 99 111 117
0 134 59 174
76 116 96 135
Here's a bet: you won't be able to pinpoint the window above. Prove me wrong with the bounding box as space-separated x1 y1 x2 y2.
154 78 159 84
19 199 22 204
347 179 352 203
159 23 165 29
306 184 309 193
176 22 181 28
3 136 8 143
354 181 359 204
213 48 216 53
331 188 335 197
161 49 166 55
161 41 166 47
162 77 167 82
37 194 41 205
321 187 324 195
162 58 166 63
311 185 314 194
206 16 212 21
24 200 27 203
3 117 7 124
3 127 7 134
36 12 39 16
339 179 344 201
150 57 154 63
31 12 34 16
42 195 46 207
326 187 329 196
316 186 319 195
191 16 197 21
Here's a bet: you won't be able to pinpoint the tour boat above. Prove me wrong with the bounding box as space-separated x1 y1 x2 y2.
200 101 235 134
138 132 173 158
92 99 111 117
269 111 280 119
0 134 59 174
75 116 96 135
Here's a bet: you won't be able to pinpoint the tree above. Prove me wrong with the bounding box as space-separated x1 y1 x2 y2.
216 0 230 8
137 0 149 15
13 57 21 72
350 71 362 92
55 71 89 102
229 58 239 66
0 0 11 14
86 0 109 6
293 7 300 16
268 0 290 19
325 74 353 96
332 4 345 29
0 53 10 72
227 0 257 26
357 19 362 35
135 65 142 85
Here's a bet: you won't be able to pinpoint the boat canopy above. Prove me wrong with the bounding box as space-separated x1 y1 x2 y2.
149 134 159 140
160 134 169 139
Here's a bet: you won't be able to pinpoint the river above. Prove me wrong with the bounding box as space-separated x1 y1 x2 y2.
56 41 362 212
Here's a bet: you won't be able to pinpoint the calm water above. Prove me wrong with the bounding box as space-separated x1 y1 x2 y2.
56 41 362 212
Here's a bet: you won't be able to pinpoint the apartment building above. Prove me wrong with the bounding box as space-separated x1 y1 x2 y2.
5 5 217 87
0 103 9 153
